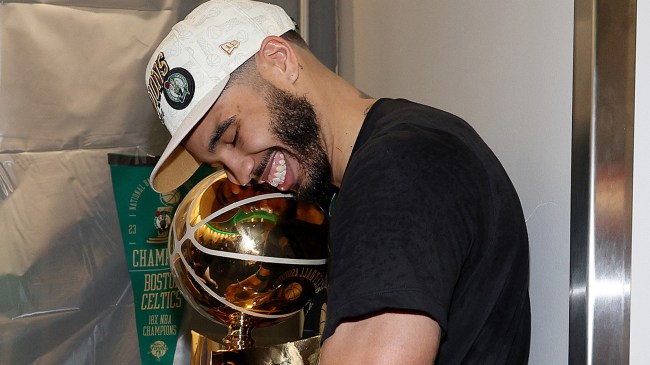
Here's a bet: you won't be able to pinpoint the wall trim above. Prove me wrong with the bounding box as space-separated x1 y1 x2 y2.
570 0 637 363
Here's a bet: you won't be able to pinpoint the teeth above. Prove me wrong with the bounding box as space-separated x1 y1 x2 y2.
269 152 287 187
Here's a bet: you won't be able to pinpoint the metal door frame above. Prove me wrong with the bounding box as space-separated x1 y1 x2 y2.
570 0 637 363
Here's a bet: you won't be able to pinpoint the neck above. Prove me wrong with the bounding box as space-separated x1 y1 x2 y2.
319 84 376 186
296 53 376 186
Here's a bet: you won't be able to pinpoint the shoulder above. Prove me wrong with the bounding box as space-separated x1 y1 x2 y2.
358 98 479 162
347 124 485 193
347 98 496 192
365 98 469 134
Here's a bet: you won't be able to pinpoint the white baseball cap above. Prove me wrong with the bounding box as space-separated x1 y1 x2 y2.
145 0 296 192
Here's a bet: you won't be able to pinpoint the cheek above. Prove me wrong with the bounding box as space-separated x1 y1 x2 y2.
241 125 276 152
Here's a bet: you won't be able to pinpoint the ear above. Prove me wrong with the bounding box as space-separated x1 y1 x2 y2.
257 36 301 85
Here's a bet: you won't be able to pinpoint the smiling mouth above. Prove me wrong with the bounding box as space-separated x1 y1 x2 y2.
252 150 287 188
268 151 287 187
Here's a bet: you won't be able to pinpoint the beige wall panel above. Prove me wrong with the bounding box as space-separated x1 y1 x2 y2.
0 3 196 153
338 1 573 364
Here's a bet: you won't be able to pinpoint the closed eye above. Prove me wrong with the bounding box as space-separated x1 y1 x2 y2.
208 116 236 153
229 125 240 146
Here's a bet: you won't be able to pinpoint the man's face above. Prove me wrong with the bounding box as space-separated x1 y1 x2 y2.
183 80 332 202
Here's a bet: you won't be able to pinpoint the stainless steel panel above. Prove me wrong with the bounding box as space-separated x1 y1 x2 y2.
571 0 636 363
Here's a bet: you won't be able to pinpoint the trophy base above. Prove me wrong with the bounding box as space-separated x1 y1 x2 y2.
191 331 321 365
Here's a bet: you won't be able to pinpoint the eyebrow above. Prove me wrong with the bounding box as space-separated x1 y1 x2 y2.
208 116 236 152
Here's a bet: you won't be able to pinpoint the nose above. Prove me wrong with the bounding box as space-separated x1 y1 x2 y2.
222 156 255 186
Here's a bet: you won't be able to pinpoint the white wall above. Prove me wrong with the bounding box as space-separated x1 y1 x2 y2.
337 1 574 364
630 1 650 363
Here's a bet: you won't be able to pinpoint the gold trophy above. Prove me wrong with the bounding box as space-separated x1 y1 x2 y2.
168 170 328 364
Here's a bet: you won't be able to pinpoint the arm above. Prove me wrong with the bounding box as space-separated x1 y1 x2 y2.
318 312 441 365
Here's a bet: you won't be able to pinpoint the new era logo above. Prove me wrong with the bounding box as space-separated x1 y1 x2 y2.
220 40 240 55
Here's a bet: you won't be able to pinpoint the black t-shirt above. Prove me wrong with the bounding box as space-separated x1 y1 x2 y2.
323 98 530 364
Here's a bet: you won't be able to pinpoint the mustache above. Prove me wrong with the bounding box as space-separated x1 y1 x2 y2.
250 149 275 181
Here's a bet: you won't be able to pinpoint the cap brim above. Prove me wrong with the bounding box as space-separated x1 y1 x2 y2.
151 145 202 193
150 76 230 193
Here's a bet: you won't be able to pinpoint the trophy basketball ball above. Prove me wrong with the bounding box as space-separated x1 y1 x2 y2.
168 170 328 364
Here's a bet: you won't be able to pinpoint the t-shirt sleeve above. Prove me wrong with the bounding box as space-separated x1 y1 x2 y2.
322 127 485 340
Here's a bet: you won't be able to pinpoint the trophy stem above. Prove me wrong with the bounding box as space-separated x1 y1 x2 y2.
223 312 256 350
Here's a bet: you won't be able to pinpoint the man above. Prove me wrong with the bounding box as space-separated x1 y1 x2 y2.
145 0 531 363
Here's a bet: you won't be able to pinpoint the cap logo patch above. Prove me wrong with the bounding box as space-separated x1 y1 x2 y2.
163 68 195 110
220 40 240 55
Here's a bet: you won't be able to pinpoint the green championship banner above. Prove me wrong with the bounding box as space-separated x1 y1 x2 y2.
108 154 210 364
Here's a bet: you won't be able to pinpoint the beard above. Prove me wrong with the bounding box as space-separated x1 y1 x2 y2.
262 83 334 204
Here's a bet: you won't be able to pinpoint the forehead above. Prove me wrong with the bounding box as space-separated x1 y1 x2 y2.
187 84 269 143
214 82 268 115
